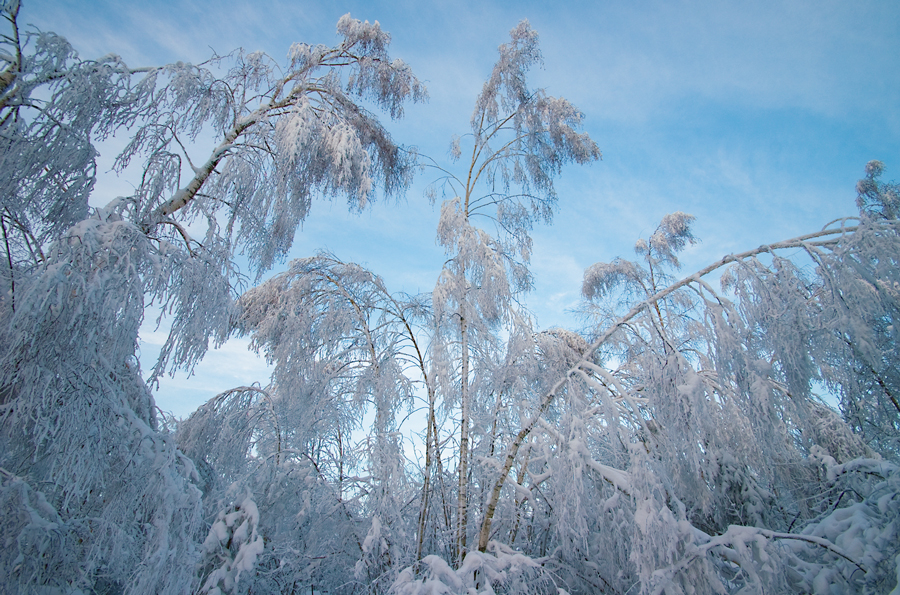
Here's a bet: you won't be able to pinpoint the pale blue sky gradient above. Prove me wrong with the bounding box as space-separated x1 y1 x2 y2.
27 0 900 417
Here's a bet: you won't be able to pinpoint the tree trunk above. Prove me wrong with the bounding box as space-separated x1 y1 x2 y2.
456 308 470 564
415 383 436 560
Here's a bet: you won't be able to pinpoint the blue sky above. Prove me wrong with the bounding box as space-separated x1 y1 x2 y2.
27 0 900 417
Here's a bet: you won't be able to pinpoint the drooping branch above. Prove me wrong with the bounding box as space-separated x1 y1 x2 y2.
476 220 877 552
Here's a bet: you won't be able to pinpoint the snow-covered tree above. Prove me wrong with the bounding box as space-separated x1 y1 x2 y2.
465 162 900 593
175 254 437 591
3 2 899 593
385 163 900 594
425 19 600 562
0 0 159 310
173 20 602 591
387 164 899 594
174 21 900 595
0 3 423 593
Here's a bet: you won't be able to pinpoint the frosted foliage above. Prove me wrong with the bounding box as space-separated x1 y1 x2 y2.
562 174 900 592
390 544 556 594
430 18 600 330
112 13 425 278
235 254 418 431
434 197 525 325
176 254 432 592
635 211 697 269
424 23 599 566
0 4 155 282
857 160 900 220
431 20 599 258
3 3 899 593
0 4 424 594
184 89 895 595
0 210 204 593
198 496 264 595
1 4 423 380
179 383 375 593
583 212 696 305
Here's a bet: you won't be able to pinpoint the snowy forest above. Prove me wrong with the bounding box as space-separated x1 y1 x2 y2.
1 1 899 594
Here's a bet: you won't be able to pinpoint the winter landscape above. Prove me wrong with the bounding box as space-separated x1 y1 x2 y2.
1 0 899 593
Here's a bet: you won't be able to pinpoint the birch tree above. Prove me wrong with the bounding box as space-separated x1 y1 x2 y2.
3 2 899 592
175 253 442 592
460 163 900 594
427 20 600 563
0 4 423 593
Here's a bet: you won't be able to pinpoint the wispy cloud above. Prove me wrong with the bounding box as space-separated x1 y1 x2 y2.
25 0 900 417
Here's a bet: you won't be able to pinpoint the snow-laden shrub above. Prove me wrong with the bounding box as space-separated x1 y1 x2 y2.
391 543 557 595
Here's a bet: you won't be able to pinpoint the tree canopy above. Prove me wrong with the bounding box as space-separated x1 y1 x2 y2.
1 3 898 594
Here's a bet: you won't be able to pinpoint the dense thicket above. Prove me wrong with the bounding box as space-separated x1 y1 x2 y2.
1 3 898 594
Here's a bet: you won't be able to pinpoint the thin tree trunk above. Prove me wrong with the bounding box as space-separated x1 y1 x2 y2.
415 383 436 560
508 438 531 545
1 215 14 313
337 426 344 502
433 405 452 534
456 308 470 564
